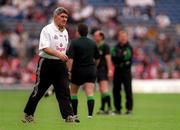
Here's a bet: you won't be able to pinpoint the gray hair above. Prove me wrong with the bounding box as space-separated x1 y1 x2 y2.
53 7 69 16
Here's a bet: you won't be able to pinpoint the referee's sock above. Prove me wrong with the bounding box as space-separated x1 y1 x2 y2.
100 94 105 111
87 96 94 116
71 96 78 115
102 92 111 110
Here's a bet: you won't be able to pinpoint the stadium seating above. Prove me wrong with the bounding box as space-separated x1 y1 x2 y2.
0 0 179 83
155 0 180 23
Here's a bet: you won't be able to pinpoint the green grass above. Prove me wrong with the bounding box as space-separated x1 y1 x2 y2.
0 90 180 130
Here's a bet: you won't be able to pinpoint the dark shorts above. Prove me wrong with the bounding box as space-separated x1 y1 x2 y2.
71 66 97 86
97 67 108 82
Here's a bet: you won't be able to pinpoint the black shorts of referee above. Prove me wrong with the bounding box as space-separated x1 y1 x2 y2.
71 66 97 86
97 66 108 82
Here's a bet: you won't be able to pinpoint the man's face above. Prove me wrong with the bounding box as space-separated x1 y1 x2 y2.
93 31 101 43
54 13 68 28
118 31 128 45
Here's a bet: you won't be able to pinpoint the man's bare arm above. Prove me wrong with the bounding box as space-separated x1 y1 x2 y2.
43 48 68 61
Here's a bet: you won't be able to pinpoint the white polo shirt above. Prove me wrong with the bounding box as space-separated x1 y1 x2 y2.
39 22 69 59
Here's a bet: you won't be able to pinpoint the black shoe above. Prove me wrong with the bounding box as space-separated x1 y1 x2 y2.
21 114 35 123
105 110 113 115
125 110 133 115
73 115 80 123
96 110 106 115
112 110 121 115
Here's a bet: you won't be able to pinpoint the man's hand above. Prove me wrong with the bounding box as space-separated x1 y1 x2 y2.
58 53 69 62
43 48 69 61
66 58 73 80
108 70 113 81
68 71 71 80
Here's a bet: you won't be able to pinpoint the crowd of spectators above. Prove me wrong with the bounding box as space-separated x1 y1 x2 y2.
0 0 179 84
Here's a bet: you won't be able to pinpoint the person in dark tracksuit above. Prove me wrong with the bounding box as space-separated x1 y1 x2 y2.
93 30 113 115
22 7 77 123
67 23 100 119
111 30 133 115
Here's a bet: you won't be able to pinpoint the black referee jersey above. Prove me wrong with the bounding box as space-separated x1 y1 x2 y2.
67 36 100 85
97 43 110 81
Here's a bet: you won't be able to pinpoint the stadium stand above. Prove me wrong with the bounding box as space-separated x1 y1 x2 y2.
0 0 179 84
155 0 180 23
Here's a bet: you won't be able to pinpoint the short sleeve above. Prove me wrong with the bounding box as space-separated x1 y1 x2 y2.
104 44 110 55
39 28 51 50
94 44 100 60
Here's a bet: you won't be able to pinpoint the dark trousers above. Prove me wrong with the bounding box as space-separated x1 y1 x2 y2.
24 58 73 119
113 67 133 111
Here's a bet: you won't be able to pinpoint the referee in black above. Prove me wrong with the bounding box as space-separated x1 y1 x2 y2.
111 30 133 115
93 30 113 114
67 23 100 119
22 7 76 123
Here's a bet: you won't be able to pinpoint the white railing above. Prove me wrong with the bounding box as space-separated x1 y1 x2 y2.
133 79 180 93
1 80 180 93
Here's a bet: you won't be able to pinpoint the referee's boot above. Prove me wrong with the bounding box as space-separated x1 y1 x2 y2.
112 110 121 115
124 110 133 115
96 109 106 115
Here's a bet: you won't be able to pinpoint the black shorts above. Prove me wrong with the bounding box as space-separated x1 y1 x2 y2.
71 66 97 86
97 67 108 82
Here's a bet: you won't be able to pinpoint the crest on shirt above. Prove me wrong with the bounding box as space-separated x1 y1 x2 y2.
54 35 58 39
99 50 103 55
59 43 63 47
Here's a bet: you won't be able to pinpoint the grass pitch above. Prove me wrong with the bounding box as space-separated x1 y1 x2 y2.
0 90 180 130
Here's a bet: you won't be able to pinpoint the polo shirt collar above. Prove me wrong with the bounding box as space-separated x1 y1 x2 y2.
52 22 65 32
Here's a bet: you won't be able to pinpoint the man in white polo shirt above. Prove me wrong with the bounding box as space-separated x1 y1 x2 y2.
22 7 78 123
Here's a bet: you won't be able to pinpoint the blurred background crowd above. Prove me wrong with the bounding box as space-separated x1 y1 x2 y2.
0 0 179 84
